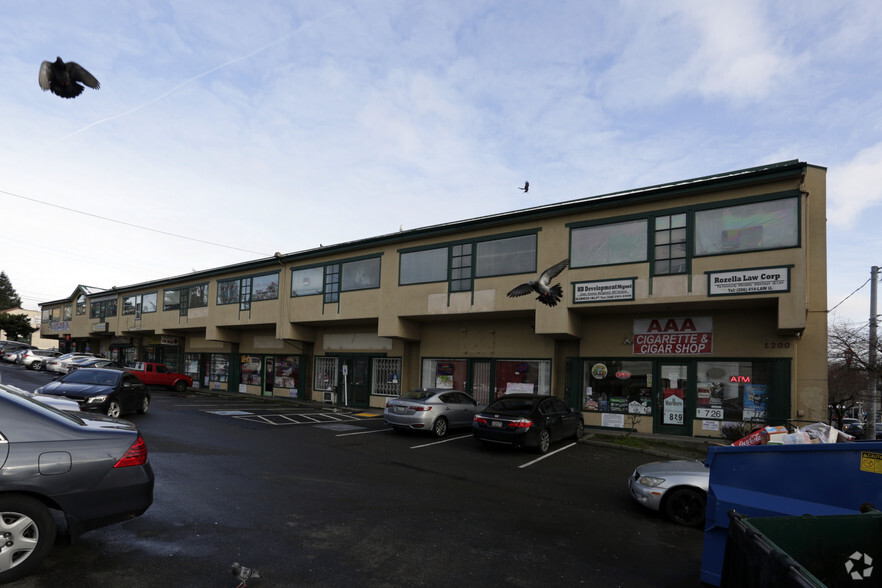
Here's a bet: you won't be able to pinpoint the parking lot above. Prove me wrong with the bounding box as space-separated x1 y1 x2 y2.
1 363 705 587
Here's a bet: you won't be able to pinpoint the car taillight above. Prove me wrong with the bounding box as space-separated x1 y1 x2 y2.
474 415 487 424
114 435 148 468
412 406 432 412
509 418 532 429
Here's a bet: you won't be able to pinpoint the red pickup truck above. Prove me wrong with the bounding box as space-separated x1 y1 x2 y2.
125 362 193 392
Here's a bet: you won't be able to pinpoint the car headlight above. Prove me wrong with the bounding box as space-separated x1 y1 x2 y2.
638 475 666 488
86 395 108 404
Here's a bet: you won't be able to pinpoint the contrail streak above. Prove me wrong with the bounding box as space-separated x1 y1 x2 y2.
31 9 344 151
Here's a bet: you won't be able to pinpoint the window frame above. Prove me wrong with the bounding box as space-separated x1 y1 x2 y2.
163 283 209 312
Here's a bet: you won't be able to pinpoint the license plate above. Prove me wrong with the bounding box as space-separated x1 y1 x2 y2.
491 421 503 428
394 406 405 414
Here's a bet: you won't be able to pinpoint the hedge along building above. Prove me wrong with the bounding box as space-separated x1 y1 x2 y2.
39 160 827 438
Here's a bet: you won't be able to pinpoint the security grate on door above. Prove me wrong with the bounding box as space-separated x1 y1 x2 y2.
314 357 338 390
372 357 402 396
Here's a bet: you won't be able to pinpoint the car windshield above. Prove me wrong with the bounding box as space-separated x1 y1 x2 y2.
62 370 120 385
487 397 536 413
401 389 437 400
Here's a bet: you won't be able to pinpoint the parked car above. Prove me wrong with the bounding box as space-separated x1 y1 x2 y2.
44 352 95 374
1 347 32 363
35 367 151 418
0 341 35 356
384 388 484 437
124 362 193 392
472 393 584 454
840 417 863 438
628 459 709 527
20 349 62 370
0 384 154 583
4 383 80 411
67 357 124 372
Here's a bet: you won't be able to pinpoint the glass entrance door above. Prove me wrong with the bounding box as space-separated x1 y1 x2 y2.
655 363 691 435
469 360 492 406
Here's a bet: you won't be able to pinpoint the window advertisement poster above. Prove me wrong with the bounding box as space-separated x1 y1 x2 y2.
743 384 768 420
633 317 712 355
663 388 685 425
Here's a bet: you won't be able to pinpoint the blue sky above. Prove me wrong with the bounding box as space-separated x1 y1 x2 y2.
1 1 880 327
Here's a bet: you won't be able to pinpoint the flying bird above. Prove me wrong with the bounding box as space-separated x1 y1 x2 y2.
518 181 529 193
38 57 100 99
506 258 569 307
232 562 261 587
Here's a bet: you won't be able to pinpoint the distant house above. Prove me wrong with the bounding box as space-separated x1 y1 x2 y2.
0 307 56 349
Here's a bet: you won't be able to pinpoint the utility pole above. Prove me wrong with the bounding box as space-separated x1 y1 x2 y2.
867 265 878 439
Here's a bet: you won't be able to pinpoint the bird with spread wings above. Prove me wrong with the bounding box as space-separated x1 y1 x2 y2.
39 57 100 99
506 258 569 307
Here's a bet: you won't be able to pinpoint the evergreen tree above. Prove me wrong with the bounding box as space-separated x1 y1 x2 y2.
0 272 22 310
0 313 36 341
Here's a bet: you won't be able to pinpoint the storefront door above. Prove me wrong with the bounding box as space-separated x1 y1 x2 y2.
655 363 691 435
263 356 274 397
337 356 370 408
469 360 492 405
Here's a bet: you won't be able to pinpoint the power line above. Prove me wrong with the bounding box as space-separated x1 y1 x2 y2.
829 277 871 313
0 188 270 256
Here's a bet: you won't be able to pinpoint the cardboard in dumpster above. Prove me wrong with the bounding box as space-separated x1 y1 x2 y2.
760 425 788 445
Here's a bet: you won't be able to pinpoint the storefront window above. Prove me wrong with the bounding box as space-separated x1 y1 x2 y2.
210 354 229 383
273 356 299 390
184 353 200 385
495 360 550 397
421 359 467 390
241 355 262 386
582 360 652 414
697 361 771 423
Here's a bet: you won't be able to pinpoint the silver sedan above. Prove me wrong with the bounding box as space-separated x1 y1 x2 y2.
384 389 484 438
628 459 709 527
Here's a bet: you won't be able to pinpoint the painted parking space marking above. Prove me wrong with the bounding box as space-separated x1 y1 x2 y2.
410 434 472 449
518 442 577 469
230 411 365 426
206 410 254 416
316 423 366 432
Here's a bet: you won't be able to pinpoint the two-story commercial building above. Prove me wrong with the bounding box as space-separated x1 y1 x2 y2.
40 160 828 438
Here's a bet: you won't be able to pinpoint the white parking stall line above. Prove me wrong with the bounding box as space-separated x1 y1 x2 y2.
410 434 473 449
336 428 391 437
517 442 577 469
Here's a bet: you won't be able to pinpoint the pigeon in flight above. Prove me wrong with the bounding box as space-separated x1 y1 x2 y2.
38 57 100 99
518 181 529 193
232 562 261 587
506 258 569 307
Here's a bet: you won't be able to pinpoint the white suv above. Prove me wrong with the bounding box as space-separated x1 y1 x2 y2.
21 349 62 371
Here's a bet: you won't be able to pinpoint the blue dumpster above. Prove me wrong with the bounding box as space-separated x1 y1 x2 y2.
700 441 882 586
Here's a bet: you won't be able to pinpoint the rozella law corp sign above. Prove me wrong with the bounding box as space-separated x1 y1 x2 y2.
633 317 712 355
706 266 791 296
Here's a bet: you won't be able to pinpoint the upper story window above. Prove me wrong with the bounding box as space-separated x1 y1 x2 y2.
163 283 208 312
570 219 648 267
90 297 117 319
122 292 157 315
218 272 279 310
76 294 87 315
694 196 798 255
570 195 799 276
450 244 472 292
291 256 381 302
653 213 687 275
63 305 72 320
399 232 538 291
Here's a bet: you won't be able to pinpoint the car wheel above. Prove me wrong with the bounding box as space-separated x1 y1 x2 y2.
0 495 57 584
574 421 584 440
536 429 551 454
29 361 41 370
431 417 448 438
106 400 122 418
663 487 706 527
137 396 150 415
174 381 187 392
